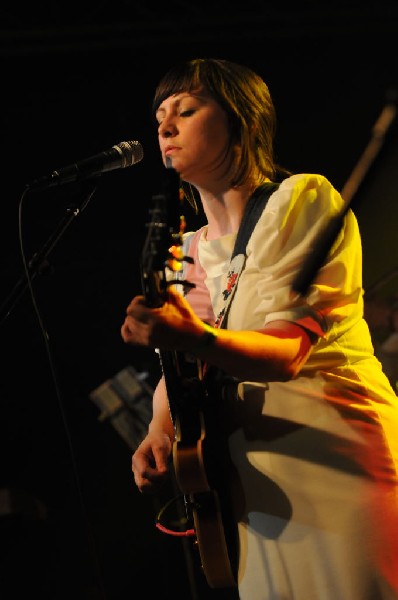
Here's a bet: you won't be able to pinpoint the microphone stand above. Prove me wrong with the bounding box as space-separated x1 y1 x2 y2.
292 91 397 296
0 183 98 328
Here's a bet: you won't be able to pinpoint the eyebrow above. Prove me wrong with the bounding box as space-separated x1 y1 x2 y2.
155 95 188 119
155 92 207 119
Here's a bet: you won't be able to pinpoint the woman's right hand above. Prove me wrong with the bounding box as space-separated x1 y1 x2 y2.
132 430 173 494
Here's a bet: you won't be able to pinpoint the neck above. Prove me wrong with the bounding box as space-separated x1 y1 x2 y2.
197 182 256 240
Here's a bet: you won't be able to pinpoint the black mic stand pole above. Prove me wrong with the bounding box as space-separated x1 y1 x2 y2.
292 91 397 297
0 183 98 328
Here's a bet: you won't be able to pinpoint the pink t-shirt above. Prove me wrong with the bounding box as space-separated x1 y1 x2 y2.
183 227 216 326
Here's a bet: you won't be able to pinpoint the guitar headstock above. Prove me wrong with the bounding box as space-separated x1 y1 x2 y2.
140 165 194 308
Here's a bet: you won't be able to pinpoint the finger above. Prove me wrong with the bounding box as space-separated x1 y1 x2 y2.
133 461 169 493
121 323 133 343
126 295 146 315
136 474 168 494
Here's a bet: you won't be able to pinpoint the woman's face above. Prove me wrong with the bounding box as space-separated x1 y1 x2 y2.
155 91 231 187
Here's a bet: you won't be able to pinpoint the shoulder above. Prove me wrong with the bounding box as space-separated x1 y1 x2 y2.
182 226 206 256
278 173 336 192
273 173 343 213
250 173 346 252
182 226 205 254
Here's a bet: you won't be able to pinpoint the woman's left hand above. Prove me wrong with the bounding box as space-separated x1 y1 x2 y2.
121 285 203 350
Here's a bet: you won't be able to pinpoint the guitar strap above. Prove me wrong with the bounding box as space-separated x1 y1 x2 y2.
214 182 280 330
165 182 279 417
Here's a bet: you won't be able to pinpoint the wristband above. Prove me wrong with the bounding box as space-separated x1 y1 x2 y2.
192 322 218 351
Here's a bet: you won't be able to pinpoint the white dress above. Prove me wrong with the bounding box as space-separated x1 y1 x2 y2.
183 173 398 600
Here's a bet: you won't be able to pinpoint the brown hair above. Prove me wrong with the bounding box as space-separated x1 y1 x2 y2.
152 58 290 189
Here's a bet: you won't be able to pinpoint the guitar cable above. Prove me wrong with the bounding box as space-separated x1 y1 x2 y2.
156 495 196 537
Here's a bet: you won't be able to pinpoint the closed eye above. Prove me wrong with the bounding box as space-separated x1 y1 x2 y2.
156 109 195 126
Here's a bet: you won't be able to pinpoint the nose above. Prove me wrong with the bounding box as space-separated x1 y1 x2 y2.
158 115 177 138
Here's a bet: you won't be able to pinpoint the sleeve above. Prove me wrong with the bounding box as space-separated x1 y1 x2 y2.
247 173 364 338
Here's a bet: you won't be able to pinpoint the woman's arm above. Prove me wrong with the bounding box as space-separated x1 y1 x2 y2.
122 287 314 385
131 376 175 493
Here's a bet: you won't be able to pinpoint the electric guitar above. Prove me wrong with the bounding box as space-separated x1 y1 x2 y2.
140 166 238 589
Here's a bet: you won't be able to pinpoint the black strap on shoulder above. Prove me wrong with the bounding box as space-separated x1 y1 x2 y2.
204 182 281 398
213 182 280 332
232 182 280 259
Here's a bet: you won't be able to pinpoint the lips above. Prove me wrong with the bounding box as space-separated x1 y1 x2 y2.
164 145 179 155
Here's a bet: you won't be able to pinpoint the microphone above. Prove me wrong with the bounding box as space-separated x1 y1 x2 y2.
27 140 144 191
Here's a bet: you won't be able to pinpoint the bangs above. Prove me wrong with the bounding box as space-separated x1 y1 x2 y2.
151 59 231 119
152 62 202 118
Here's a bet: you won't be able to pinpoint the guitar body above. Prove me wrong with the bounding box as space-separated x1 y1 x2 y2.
164 349 239 588
141 167 238 589
173 412 238 588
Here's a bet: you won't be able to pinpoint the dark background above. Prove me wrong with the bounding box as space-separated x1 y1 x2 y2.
1 2 398 599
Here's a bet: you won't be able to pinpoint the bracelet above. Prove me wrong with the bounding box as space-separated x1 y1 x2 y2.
192 322 218 352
